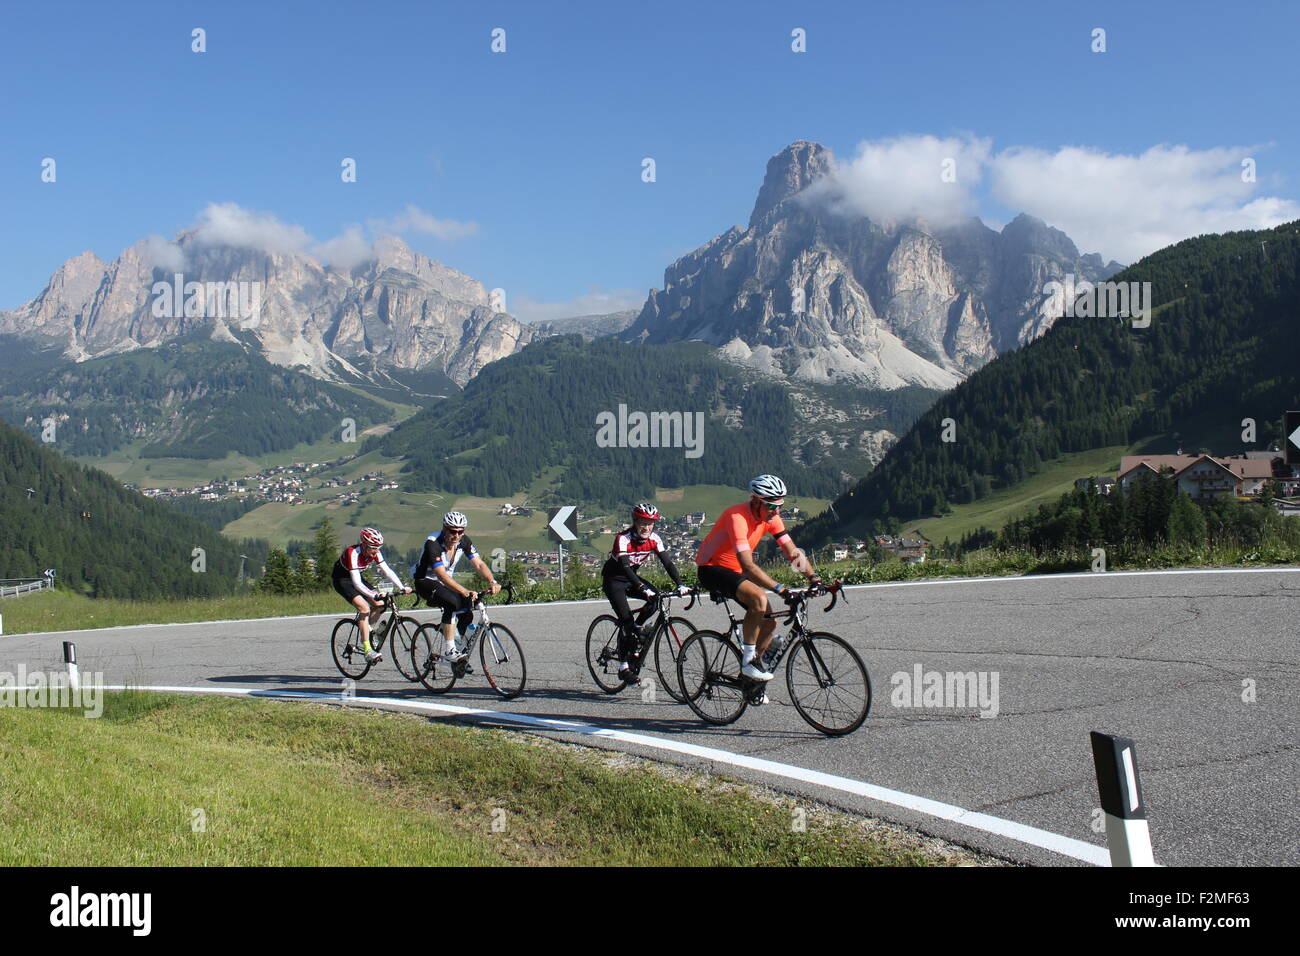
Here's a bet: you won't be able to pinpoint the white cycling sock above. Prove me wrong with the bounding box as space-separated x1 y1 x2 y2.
741 644 757 665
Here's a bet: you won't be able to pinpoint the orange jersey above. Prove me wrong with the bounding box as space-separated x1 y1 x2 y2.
695 503 788 572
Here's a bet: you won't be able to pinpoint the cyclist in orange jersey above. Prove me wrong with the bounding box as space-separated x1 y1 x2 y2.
695 474 821 682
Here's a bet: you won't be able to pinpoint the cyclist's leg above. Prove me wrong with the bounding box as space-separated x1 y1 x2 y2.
429 581 472 656
701 565 774 678
334 574 376 649
735 579 778 656
601 573 638 660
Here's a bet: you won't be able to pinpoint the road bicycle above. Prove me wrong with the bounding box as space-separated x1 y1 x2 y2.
585 588 699 701
411 583 526 699
330 590 423 682
676 581 871 736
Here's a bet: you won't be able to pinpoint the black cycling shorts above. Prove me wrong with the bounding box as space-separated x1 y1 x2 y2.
415 578 474 629
696 564 752 607
333 572 369 605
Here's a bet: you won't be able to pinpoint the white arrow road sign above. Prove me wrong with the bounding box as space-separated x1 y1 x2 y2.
548 505 577 541
1289 424 1300 449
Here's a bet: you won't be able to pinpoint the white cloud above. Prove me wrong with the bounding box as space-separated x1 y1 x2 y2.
311 225 373 271
989 144 1300 264
191 202 312 254
370 204 478 240
804 135 993 228
142 234 186 271
185 202 478 271
798 136 1298 264
511 288 646 324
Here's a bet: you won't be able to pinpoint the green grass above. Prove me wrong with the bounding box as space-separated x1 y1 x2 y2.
0 588 344 635
216 483 828 555
81 435 407 490
905 445 1136 544
0 692 966 866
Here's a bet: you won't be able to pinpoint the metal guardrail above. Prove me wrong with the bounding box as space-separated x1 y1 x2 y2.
0 578 52 599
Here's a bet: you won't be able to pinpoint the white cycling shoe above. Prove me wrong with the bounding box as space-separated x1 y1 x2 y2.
740 662 775 682
364 649 383 664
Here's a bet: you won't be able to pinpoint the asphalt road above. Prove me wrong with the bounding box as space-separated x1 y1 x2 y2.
3 568 1296 866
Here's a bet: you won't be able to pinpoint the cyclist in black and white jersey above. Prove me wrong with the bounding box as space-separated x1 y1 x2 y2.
601 503 689 682
331 527 411 664
412 511 501 663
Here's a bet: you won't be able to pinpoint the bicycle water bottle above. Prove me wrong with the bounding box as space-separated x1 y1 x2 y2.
762 633 786 670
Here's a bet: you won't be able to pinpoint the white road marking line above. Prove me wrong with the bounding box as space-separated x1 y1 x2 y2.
104 683 1111 866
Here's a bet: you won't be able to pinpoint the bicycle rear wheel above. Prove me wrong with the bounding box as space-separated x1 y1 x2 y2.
585 615 628 694
786 632 871 736
480 623 527 699
390 616 423 682
412 623 458 694
331 618 371 680
653 616 696 703
676 630 747 725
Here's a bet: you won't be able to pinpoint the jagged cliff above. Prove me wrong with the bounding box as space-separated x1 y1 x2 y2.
625 141 1122 389
0 234 534 386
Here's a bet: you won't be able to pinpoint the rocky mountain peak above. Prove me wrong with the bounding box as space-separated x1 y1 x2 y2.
999 213 1080 261
749 141 835 228
627 141 1123 391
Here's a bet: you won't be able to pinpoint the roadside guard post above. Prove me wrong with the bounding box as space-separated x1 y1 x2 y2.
1090 731 1156 866
64 641 79 694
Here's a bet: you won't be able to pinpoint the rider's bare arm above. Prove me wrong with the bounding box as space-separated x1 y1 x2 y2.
434 564 473 599
468 555 500 593
736 548 781 591
775 532 820 583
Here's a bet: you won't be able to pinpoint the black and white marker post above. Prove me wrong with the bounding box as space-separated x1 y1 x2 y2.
63 641 79 694
1090 731 1156 866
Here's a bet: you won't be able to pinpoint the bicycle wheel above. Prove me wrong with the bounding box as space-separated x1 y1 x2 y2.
412 622 458 694
585 615 628 694
653 616 697 703
676 630 747 725
331 618 371 680
786 632 872 736
390 616 423 682
479 623 527 700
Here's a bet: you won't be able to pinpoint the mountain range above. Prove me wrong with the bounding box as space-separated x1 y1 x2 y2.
0 140 1124 484
624 141 1122 391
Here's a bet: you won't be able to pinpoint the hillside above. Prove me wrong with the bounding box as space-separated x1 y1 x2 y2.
367 335 894 507
0 333 391 459
798 222 1300 545
0 418 266 598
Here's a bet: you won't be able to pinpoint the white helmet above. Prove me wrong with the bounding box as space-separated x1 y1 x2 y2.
442 511 468 530
748 474 787 501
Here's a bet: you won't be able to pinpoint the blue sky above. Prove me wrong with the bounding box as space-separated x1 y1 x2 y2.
2 0 1297 318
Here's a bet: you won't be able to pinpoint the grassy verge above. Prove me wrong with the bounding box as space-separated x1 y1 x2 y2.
0 588 344 635
0 692 976 866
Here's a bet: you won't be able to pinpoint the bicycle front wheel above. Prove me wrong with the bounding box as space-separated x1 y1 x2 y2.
390 616 423 682
653 616 696 703
585 615 627 694
676 630 747 725
331 618 371 680
480 623 527 700
412 623 458 694
786 632 872 736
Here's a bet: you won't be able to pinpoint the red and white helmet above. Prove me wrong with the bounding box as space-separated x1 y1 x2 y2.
632 503 660 521
359 527 384 548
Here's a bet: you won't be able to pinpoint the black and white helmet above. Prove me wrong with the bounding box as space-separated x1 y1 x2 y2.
442 511 468 530
747 474 787 501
